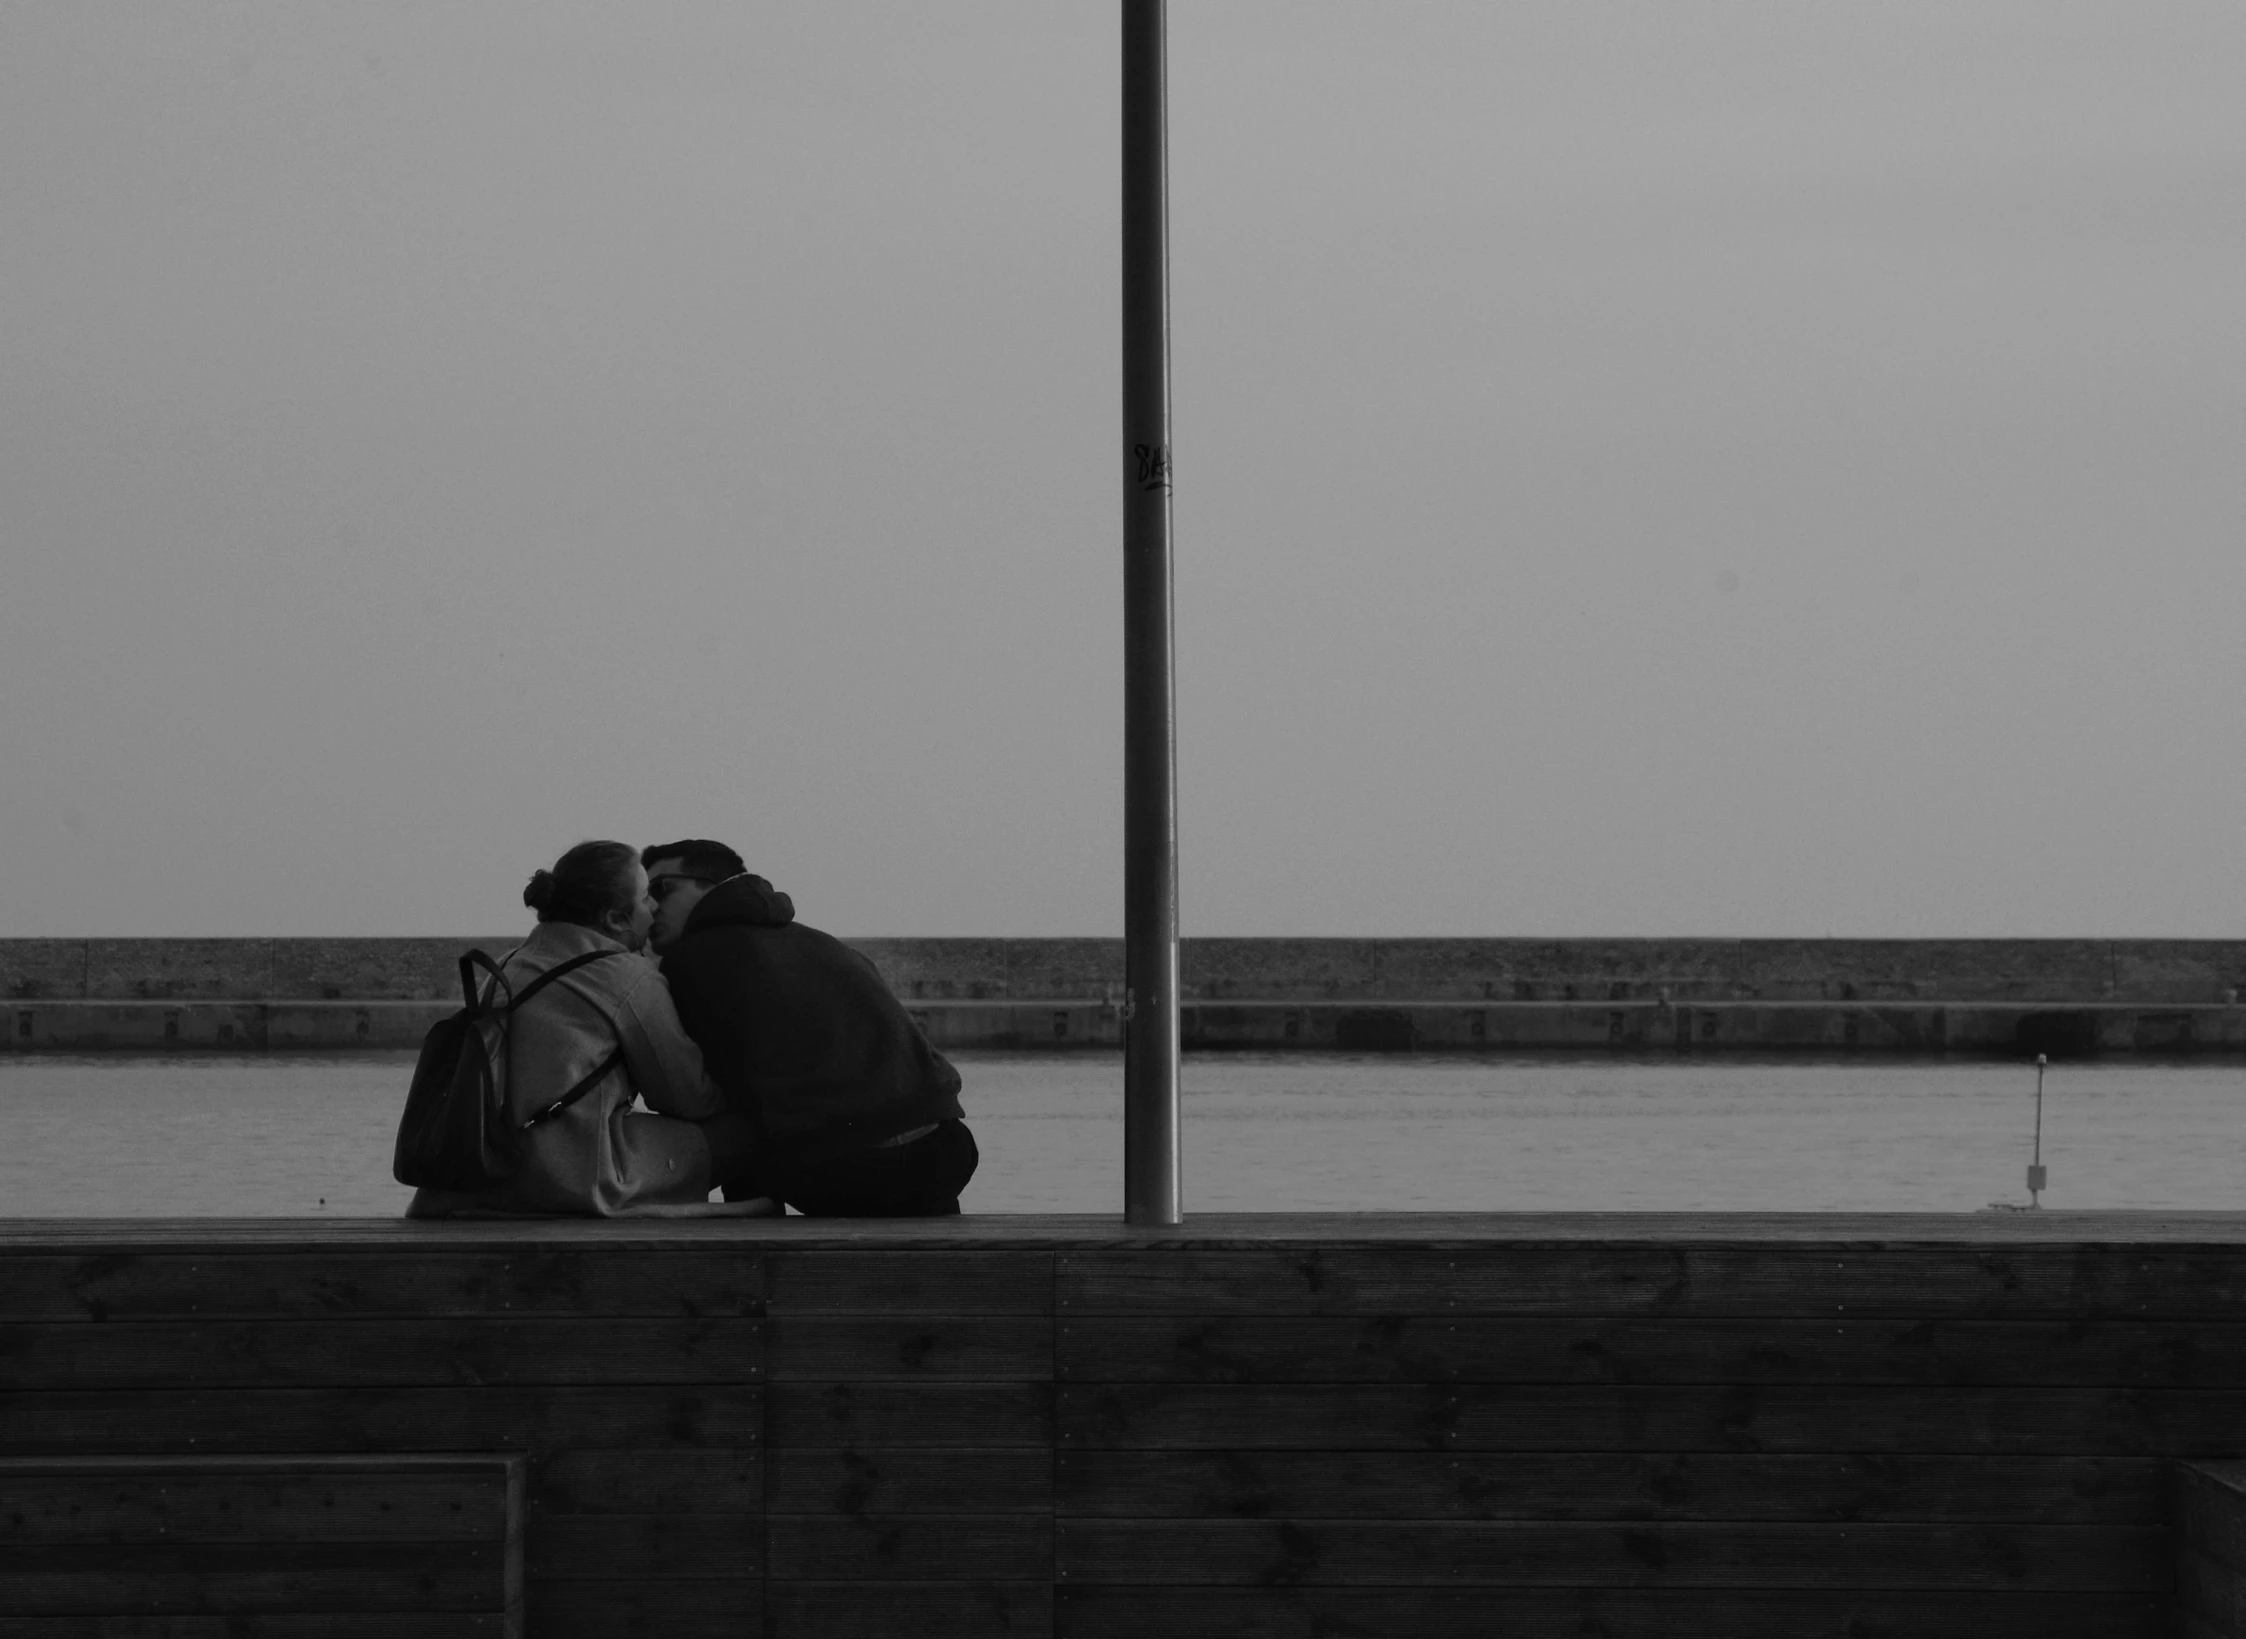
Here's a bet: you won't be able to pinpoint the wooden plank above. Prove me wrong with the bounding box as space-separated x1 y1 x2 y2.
1055 1246 2246 1319
765 1581 1051 1639
0 1252 764 1322
1056 1314 2246 1387
766 1516 1053 1581
0 1471 508 1544
522 1578 752 1639
526 1515 755 1580
10 1211 2246 1249
1056 1382 2246 1455
2181 1546 2246 1633
769 1448 1052 1515
2178 1461 2246 1575
1054 1450 2160 1524
0 1620 515 1638
766 1253 1052 1315
0 1387 760 1453
1052 1519 2165 1589
1050 1586 2165 1639
0 1542 507 1613
769 1383 1052 1448
0 1320 763 1390
768 1316 1051 1380
529 1449 761 1516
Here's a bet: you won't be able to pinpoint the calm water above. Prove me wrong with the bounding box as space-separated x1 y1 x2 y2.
0 1051 2239 1217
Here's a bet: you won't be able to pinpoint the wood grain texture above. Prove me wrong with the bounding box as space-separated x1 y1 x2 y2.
1056 1382 2246 1455
525 1515 755 1580
527 1448 760 1516
1053 1450 2160 1523
2179 1548 2246 1634
0 1455 522 1625
765 1252 1053 1315
1051 1519 2165 1590
0 1542 508 1613
8 1212 2246 1250
5 1222 2237 1637
0 1320 762 1390
0 1471 509 1544
768 1448 1053 1516
1049 1586 2166 1639
2178 1462 2246 1578
519 1578 752 1639
0 1619 516 1638
0 1388 760 1454
769 1316 1052 1380
1056 1314 2246 1387
766 1516 1053 1581
763 1581 1051 1639
0 1252 763 1322
1055 1245 2246 1319
768 1382 1053 1449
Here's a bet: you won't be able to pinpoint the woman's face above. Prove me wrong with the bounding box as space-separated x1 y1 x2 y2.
604 861 657 951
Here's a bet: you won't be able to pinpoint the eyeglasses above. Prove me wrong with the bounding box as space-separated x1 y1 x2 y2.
647 874 715 903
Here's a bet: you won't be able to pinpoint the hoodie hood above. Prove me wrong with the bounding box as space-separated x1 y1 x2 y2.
682 872 796 935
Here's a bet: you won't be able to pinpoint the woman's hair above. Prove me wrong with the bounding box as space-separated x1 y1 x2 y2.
522 840 641 929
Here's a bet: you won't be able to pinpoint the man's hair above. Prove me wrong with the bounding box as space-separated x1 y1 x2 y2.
641 839 746 882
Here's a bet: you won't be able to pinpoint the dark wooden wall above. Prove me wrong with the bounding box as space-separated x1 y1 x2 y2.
0 1233 762 1635
0 1453 523 1634
5 1215 2244 1637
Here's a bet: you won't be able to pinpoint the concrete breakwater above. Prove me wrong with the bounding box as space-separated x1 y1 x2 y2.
4 937 2244 1055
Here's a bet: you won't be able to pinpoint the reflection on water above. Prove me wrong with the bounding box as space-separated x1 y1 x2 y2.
0 1050 2238 1217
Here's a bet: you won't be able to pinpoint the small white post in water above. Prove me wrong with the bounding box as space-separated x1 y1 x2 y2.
2026 1053 2048 1207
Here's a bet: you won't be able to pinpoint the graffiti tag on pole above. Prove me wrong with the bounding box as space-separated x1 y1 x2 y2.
1133 443 1172 494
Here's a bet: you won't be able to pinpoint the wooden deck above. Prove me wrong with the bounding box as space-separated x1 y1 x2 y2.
5 1212 2246 1636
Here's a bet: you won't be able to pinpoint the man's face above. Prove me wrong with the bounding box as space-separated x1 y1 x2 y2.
645 855 718 953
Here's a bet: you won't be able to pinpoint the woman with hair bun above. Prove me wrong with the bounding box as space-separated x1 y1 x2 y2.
406 840 765 1218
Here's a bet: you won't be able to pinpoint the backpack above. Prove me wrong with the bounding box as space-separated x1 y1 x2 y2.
392 947 627 1190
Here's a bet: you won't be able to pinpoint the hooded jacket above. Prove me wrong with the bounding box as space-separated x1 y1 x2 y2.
658 874 963 1176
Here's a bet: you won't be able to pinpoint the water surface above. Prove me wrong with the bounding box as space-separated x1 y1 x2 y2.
0 1052 2238 1216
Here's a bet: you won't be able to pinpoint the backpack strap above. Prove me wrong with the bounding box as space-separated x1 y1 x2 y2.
459 950 511 1013
502 947 624 1014
519 1044 627 1130
501 946 630 1129
484 945 629 1130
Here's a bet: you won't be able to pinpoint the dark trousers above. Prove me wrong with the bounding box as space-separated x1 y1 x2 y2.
776 1119 979 1217
700 1112 761 1196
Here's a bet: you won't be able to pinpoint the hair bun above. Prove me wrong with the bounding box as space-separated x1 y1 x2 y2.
522 869 556 911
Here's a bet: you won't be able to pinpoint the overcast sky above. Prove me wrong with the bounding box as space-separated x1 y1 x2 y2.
2 2 2240 938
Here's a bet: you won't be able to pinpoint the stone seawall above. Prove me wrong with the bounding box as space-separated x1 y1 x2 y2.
4 937 2243 1055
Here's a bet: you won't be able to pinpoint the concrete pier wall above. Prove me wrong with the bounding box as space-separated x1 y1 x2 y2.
3 937 2243 1054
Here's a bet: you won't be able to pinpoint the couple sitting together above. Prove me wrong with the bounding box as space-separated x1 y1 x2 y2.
407 838 974 1219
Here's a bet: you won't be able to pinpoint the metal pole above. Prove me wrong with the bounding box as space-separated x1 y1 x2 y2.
1121 0 1181 1226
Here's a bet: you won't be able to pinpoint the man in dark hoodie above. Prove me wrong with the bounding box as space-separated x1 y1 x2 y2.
641 840 975 1215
